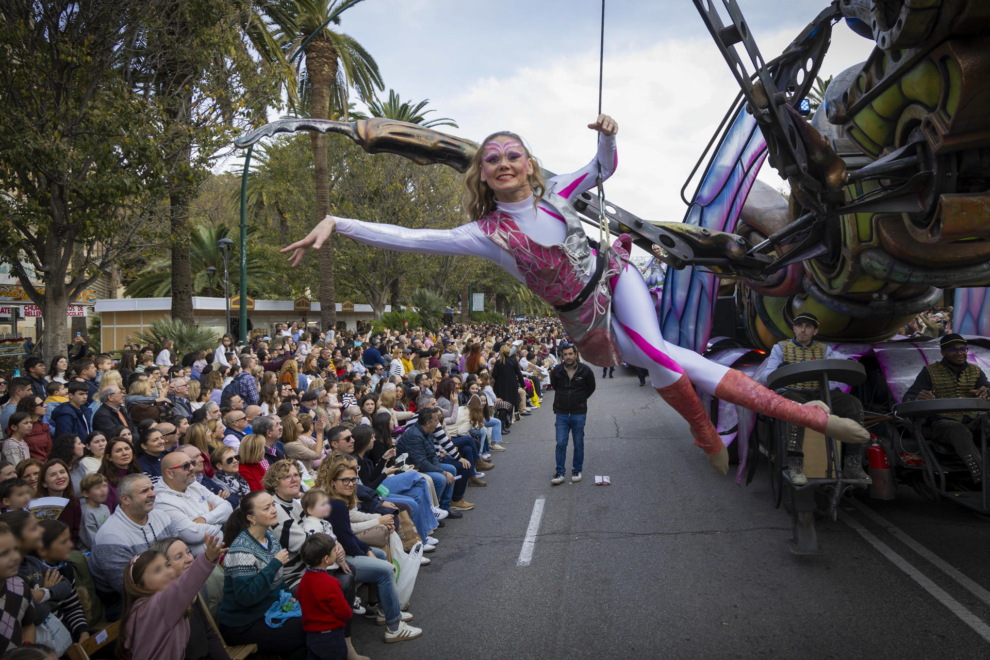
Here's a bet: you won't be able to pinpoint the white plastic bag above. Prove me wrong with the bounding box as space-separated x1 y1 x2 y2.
389 532 423 609
37 613 73 656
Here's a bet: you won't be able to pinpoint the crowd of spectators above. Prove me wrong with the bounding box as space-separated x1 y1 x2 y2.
0 317 565 659
900 305 954 339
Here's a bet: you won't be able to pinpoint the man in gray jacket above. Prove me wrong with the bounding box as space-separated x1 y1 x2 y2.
153 452 232 556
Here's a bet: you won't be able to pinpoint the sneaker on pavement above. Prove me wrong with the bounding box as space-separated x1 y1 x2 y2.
420 556 431 566
432 507 448 521
490 443 506 452
377 610 414 626
425 536 439 546
571 471 583 483
422 543 436 553
551 473 565 485
481 453 492 460
384 621 423 643
475 471 485 479
450 499 475 511
352 597 366 616
444 509 463 519
521 411 532 416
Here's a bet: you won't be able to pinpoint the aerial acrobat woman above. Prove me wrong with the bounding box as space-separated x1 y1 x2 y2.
282 115 869 473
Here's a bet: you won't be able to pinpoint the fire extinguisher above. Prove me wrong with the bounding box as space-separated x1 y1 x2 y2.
867 440 896 500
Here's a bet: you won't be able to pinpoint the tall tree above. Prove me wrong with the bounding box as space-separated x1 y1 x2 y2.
0 0 174 360
283 0 383 330
134 0 283 323
806 75 834 114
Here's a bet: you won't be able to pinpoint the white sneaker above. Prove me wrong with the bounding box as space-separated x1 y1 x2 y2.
551 473 565 485
422 543 436 553
352 597 366 615
420 556 431 566
475 471 485 479
432 507 448 520
377 610 414 626
481 453 492 460
490 443 506 452
384 620 423 643
425 536 439 546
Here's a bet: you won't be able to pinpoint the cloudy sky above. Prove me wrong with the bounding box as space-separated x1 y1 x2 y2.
268 0 878 224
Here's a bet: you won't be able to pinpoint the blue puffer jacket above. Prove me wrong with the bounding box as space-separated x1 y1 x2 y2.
396 421 443 474
51 402 91 439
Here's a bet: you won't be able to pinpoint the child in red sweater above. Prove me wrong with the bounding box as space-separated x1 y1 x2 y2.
297 533 353 660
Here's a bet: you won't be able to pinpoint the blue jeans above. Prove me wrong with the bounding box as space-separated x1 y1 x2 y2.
439 461 468 502
347 548 400 627
450 435 479 467
425 471 454 509
383 471 437 539
555 413 587 474
484 417 502 447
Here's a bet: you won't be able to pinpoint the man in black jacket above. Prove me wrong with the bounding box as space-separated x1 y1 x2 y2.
549 344 596 485
92 386 137 437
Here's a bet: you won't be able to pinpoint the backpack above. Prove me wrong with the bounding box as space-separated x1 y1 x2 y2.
220 378 241 406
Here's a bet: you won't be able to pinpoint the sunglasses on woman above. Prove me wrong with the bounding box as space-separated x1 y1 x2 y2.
225 455 240 465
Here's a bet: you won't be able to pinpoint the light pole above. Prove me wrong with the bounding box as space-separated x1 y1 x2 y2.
206 267 217 297
217 239 233 336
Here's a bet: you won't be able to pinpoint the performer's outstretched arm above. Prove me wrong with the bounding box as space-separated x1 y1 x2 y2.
283 215 523 282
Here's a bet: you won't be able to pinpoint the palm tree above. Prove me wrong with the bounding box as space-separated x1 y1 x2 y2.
281 0 384 331
125 224 276 298
367 89 458 128
806 75 833 114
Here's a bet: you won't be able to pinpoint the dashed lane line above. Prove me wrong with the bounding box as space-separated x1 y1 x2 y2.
517 497 546 567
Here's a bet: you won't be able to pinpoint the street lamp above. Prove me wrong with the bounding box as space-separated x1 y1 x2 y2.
217 238 234 335
206 267 217 297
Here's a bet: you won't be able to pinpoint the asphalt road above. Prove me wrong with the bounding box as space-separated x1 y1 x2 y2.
350 369 990 659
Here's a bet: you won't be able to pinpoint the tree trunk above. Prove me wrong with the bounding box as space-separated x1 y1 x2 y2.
306 37 338 331
389 279 401 312
41 282 70 365
170 188 195 323
461 282 470 323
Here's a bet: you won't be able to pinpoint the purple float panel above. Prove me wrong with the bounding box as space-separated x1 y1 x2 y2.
659 107 768 352
873 340 944 403
955 288 990 336
828 344 874 393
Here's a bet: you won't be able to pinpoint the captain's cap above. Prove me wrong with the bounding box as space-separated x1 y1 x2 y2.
940 333 967 348
792 312 819 327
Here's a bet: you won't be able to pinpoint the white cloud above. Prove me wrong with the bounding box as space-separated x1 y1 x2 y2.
432 21 874 224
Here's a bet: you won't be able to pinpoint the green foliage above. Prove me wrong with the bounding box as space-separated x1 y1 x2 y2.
124 223 276 298
371 310 422 333
87 317 102 354
806 75 833 114
367 90 458 128
134 319 219 355
472 311 506 324
409 289 446 332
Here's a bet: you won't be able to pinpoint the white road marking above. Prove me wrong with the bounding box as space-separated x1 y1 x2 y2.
851 499 990 609
839 511 990 643
517 497 546 567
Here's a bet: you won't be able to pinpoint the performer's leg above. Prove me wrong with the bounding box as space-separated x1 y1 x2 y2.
610 267 868 445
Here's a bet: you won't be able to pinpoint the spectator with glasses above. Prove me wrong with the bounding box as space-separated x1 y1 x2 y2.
211 445 251 499
222 410 250 450
904 333 990 483
153 451 232 556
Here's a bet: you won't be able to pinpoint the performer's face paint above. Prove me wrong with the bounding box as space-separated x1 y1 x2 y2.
480 136 534 198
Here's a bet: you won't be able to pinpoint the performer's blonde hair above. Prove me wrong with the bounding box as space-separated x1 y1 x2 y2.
462 131 547 222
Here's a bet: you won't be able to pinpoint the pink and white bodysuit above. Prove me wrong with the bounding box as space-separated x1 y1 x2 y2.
333 134 849 457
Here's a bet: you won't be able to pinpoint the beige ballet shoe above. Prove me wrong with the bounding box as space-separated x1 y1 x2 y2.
825 415 870 444
707 444 729 475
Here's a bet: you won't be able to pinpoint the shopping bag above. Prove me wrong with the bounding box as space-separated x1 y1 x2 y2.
389 533 423 609
264 590 302 628
396 510 422 552
37 613 73 655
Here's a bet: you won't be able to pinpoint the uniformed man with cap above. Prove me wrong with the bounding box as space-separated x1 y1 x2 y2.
756 312 871 486
903 333 990 483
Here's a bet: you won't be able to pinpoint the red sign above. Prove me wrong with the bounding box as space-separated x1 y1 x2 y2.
0 305 88 318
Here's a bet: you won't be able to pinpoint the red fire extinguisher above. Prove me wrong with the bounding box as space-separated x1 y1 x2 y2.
867 440 896 500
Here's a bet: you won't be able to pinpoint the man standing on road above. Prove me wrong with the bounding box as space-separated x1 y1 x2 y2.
550 343 596 485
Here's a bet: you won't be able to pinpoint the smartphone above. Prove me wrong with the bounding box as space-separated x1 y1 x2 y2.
76 332 81 337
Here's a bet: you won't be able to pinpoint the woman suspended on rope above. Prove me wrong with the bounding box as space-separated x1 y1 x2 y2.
282 115 868 474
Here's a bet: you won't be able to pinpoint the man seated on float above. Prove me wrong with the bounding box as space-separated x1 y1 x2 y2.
756 312 871 486
902 333 990 484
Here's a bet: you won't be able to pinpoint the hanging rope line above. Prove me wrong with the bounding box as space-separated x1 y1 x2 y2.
595 0 609 248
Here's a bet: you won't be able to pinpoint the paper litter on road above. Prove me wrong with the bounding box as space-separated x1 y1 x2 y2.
594 476 611 486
